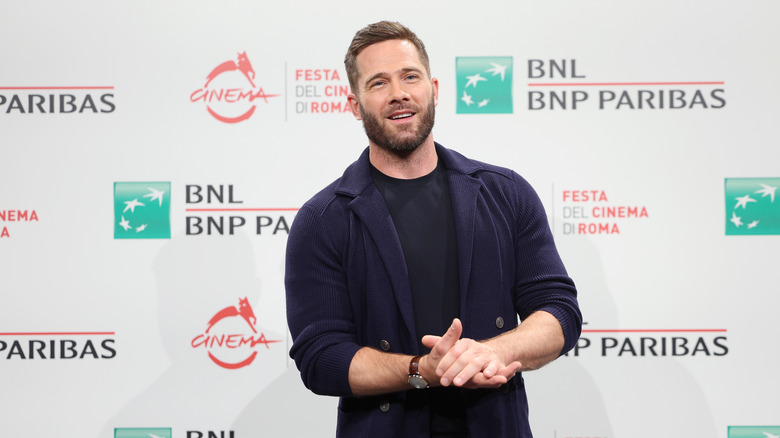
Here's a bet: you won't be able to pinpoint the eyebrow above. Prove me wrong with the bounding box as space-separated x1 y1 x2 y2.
362 67 424 89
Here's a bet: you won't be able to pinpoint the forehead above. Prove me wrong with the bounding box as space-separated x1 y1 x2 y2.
356 39 425 79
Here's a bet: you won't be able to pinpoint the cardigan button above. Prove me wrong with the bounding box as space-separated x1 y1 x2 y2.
380 340 391 351
495 317 505 329
379 400 390 412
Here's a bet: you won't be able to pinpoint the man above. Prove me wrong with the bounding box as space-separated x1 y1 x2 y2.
285 21 581 437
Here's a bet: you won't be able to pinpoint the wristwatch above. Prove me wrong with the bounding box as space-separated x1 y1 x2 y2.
407 355 429 389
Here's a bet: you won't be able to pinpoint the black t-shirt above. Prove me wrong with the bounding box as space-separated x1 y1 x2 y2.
371 160 468 437
370 160 460 349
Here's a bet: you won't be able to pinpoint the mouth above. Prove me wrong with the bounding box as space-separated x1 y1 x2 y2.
388 110 415 121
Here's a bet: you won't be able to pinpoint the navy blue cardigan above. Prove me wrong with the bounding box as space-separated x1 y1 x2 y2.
285 143 582 437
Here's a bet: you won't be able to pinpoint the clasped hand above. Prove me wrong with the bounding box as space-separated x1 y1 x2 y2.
420 318 521 389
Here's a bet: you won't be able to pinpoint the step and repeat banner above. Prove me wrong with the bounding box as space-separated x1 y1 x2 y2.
1 1 779 437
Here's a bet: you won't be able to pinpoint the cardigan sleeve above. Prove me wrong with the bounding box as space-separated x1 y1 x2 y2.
285 202 361 397
509 171 583 355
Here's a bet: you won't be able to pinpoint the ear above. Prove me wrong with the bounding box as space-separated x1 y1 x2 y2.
432 77 440 107
347 93 362 120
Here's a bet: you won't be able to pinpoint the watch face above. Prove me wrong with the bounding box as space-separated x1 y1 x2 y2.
408 374 428 389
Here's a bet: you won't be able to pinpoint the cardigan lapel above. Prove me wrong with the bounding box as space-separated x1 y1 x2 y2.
436 143 486 324
447 171 482 322
336 149 417 344
349 187 417 344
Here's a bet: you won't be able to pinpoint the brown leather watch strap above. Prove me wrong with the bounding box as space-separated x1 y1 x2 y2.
409 355 423 374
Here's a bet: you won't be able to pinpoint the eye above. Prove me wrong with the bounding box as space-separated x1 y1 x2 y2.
370 79 387 88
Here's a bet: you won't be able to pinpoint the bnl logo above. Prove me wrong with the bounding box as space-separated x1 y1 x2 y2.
455 57 513 114
114 182 171 239
725 178 779 235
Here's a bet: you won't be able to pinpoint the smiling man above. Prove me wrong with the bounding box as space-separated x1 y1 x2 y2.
285 21 582 437
349 38 437 160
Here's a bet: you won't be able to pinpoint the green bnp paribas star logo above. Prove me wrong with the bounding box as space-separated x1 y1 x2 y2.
728 426 780 438
114 182 171 239
456 57 513 114
725 178 780 236
115 428 172 438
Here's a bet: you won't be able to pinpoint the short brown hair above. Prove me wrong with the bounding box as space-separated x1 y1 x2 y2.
344 21 431 95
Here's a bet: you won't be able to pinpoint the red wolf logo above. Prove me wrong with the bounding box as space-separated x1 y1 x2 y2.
206 297 257 333
204 52 256 88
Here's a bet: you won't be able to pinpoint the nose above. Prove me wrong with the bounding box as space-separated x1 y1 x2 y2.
388 80 410 103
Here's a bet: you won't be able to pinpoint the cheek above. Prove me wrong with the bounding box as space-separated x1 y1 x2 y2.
414 89 434 105
364 99 386 117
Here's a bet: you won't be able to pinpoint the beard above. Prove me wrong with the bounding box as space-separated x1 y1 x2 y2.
359 95 436 156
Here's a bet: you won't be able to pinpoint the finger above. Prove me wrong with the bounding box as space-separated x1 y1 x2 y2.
436 338 472 384
484 361 519 382
430 319 463 360
451 358 486 387
421 335 440 349
463 372 508 389
503 361 522 377
482 360 498 379
458 360 521 389
438 318 462 346
439 340 486 385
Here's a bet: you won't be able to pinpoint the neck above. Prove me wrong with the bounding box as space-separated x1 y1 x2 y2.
368 137 437 179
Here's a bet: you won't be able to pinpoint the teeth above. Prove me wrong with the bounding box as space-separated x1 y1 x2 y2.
390 113 413 120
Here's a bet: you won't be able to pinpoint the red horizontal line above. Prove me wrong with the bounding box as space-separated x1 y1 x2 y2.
185 208 299 212
528 82 724 87
0 332 116 336
583 329 727 333
0 86 115 90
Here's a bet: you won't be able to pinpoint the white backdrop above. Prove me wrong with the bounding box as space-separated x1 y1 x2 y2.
1 1 779 437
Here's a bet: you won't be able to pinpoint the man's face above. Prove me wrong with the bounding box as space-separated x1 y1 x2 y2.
348 39 439 155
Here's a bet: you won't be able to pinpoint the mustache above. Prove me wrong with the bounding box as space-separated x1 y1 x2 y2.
383 103 419 117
